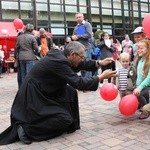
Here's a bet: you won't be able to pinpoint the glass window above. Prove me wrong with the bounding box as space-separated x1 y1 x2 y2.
140 3 148 12
102 0 112 8
114 10 122 16
79 7 86 13
65 5 77 13
36 0 47 2
124 11 129 17
123 1 129 10
1 1 18 10
65 0 77 5
51 12 65 22
140 0 148 2
20 2 33 19
37 3 48 11
91 15 100 24
141 12 148 18
50 4 63 12
91 7 100 14
65 13 76 22
50 0 63 4
37 12 48 20
1 1 19 19
51 23 65 35
91 1 99 7
20 2 32 11
114 16 122 24
102 8 112 15
103 25 112 35
79 0 86 5
132 2 139 11
133 11 139 18
2 10 19 19
20 0 32 1
113 1 121 9
37 3 48 20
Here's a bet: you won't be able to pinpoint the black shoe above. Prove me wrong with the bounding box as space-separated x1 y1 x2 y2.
17 125 32 144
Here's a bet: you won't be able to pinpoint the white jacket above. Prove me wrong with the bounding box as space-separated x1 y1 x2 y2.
0 50 4 61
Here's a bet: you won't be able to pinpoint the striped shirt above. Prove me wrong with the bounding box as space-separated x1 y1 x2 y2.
118 68 129 91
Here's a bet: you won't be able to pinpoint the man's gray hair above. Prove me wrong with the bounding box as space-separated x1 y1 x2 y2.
64 41 85 56
25 24 34 32
75 12 84 16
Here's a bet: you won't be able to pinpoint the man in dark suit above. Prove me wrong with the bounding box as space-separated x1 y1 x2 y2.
0 41 116 145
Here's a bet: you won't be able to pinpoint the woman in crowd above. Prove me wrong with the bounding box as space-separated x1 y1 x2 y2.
97 32 116 84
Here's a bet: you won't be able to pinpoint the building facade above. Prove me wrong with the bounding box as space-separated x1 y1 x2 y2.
0 0 150 44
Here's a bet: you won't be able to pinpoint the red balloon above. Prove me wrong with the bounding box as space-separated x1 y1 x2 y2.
142 13 150 38
119 94 139 116
13 18 24 30
100 83 118 101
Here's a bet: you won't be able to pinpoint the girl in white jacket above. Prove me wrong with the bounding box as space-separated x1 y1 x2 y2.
0 45 4 78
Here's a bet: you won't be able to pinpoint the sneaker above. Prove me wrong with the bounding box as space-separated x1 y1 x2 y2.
139 111 150 119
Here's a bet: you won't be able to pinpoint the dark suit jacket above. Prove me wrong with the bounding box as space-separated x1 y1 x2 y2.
0 49 99 145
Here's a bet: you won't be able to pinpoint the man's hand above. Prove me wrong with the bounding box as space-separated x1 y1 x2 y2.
97 58 114 66
71 35 78 41
97 69 117 81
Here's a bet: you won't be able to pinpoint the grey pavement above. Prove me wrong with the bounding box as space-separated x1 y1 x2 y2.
0 70 150 150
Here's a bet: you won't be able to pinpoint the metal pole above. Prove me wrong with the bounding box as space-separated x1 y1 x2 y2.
131 0 135 30
33 0 37 30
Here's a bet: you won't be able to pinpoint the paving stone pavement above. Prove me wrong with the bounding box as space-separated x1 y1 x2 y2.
0 71 150 150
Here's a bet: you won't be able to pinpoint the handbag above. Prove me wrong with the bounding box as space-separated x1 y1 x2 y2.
126 66 136 90
35 55 41 61
14 58 19 68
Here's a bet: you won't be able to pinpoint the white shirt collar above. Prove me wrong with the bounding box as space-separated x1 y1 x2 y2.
77 20 85 25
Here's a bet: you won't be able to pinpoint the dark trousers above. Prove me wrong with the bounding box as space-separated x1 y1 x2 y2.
0 60 3 76
0 85 80 145
138 87 150 107
17 67 22 89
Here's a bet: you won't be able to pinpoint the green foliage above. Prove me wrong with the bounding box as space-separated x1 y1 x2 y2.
94 30 104 39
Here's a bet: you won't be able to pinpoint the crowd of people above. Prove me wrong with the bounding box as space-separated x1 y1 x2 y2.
0 11 150 145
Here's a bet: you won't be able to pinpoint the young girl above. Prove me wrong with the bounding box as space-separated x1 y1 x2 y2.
117 52 136 98
133 39 150 119
0 45 4 78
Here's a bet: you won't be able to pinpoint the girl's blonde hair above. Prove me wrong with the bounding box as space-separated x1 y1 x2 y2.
119 52 130 61
135 39 150 78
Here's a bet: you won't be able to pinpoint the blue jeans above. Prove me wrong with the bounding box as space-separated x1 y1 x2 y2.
17 66 22 89
20 60 35 83
0 61 2 76
81 48 92 78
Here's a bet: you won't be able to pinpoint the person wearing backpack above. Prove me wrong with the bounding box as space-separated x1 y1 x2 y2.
116 52 136 98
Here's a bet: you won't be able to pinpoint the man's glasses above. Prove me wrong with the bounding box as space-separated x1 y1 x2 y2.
75 53 84 60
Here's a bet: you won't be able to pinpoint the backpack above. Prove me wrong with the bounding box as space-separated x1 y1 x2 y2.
92 47 100 59
127 66 137 90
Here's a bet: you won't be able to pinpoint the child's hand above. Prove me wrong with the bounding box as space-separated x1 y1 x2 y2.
133 88 141 96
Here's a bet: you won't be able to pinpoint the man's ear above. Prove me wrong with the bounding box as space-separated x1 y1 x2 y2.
70 52 76 57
